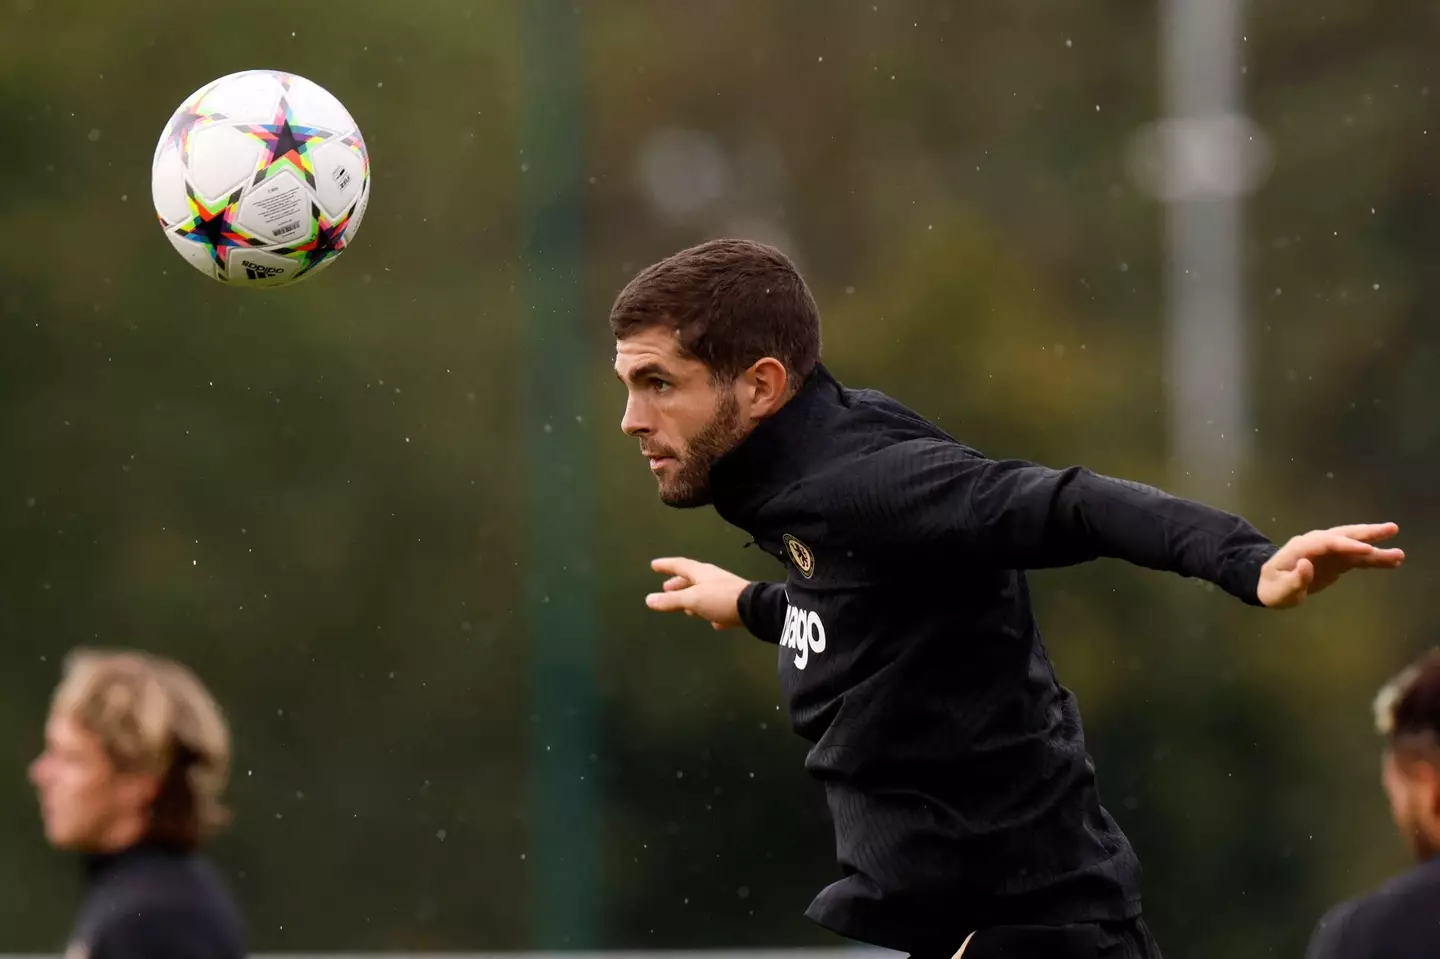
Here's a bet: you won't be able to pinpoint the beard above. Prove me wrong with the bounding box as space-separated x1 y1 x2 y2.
654 390 745 508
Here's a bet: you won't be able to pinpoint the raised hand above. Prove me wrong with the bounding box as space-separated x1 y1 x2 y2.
1257 522 1404 609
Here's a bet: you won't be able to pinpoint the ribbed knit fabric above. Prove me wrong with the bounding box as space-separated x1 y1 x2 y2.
713 364 1277 953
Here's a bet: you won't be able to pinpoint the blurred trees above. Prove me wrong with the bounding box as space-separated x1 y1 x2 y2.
0 1 1433 957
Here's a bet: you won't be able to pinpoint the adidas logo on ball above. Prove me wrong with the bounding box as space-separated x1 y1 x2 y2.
241 260 286 281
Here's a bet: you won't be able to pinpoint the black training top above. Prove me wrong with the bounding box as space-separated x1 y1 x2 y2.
1305 855 1440 959
710 365 1278 953
67 841 247 959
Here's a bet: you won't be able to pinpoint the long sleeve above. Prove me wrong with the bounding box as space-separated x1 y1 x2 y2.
839 439 1279 605
738 581 788 644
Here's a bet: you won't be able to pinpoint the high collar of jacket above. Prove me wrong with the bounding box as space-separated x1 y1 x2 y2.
709 362 847 530
83 839 187 884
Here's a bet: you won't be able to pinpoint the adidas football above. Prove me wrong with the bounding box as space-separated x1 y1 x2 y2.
150 70 370 288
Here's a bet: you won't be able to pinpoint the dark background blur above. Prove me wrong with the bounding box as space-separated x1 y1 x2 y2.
0 1 1435 957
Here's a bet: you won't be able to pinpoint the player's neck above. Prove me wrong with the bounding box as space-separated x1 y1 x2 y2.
708 365 838 518
91 814 149 855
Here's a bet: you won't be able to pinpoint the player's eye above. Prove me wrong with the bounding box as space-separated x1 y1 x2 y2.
650 378 671 393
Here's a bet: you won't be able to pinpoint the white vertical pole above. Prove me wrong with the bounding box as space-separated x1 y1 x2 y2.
1156 0 1264 505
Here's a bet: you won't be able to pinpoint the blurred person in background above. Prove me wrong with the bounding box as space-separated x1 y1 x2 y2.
28 648 248 959
1306 647 1440 958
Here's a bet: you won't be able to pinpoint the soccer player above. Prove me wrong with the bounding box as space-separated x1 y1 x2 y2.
609 239 1405 959
28 649 247 959
1305 648 1440 958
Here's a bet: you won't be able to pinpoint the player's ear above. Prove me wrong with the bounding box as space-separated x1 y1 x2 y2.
743 357 789 418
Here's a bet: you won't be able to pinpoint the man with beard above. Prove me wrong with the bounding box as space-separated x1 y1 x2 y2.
1305 648 1440 959
609 238 1405 959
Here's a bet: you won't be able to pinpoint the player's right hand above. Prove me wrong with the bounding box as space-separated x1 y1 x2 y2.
645 557 749 630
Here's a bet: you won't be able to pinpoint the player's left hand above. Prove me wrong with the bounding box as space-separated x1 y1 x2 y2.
1257 522 1404 609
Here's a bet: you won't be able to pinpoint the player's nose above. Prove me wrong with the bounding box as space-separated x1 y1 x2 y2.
621 395 651 436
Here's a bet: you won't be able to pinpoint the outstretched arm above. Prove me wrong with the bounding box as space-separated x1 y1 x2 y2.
839 439 1402 607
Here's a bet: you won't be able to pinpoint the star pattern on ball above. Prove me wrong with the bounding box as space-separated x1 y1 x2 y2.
164 102 229 158
340 131 370 176
235 84 333 190
277 202 352 278
172 185 261 271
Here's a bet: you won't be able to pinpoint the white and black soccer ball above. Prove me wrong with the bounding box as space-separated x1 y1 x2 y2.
150 69 370 288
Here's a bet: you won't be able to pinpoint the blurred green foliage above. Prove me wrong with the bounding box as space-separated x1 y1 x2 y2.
0 1 1434 957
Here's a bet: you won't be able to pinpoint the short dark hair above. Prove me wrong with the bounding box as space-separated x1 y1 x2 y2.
1375 647 1440 753
609 238 822 382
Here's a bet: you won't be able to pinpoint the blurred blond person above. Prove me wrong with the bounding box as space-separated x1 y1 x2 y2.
29 648 247 959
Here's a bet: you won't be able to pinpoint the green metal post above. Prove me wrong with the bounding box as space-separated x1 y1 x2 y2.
519 0 598 948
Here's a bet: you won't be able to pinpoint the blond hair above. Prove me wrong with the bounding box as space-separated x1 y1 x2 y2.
1373 647 1440 757
52 648 232 846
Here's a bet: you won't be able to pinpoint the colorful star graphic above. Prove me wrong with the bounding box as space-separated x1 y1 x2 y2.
340 130 370 176
163 102 229 157
172 185 262 272
277 202 351 278
234 83 333 190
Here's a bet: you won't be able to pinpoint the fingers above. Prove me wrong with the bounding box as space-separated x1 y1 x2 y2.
645 588 693 613
1260 557 1315 608
1311 534 1405 566
1327 522 1400 543
1293 557 1315 589
1344 547 1406 568
663 575 691 592
1286 530 1403 563
651 556 705 578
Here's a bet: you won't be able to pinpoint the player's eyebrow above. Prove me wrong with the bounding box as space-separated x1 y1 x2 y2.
616 361 671 384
